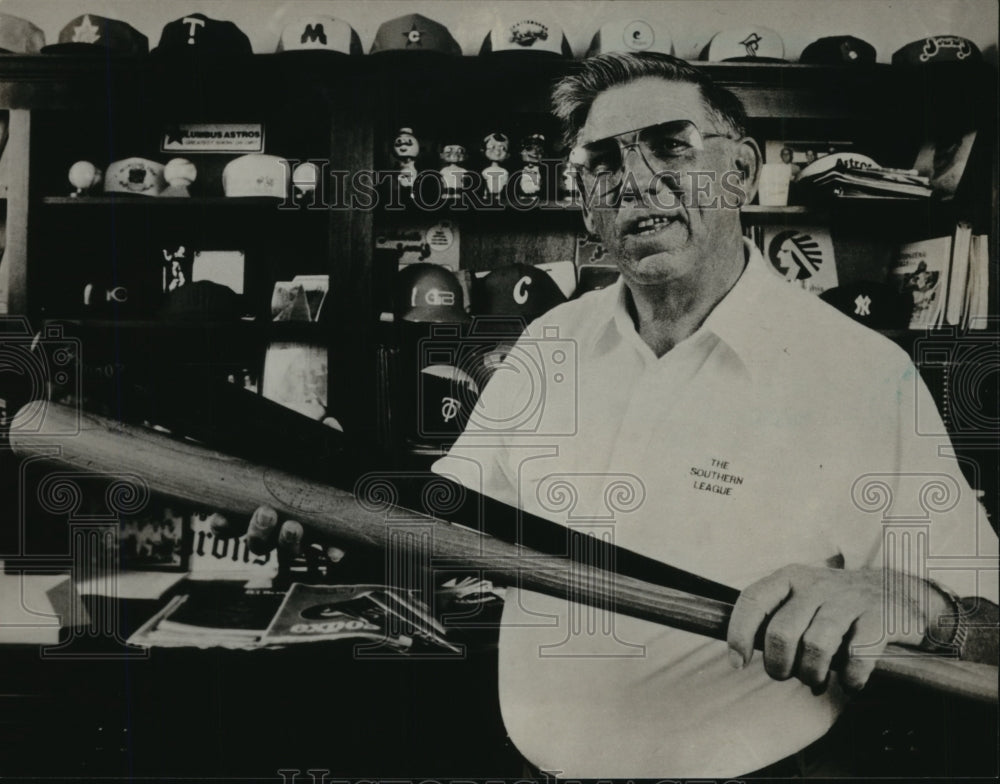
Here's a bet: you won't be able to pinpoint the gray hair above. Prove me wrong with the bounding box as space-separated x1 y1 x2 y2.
552 52 749 147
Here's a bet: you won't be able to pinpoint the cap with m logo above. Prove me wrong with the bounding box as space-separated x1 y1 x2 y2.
276 16 363 54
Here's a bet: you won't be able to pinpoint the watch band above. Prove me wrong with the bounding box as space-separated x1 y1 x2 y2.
926 579 969 658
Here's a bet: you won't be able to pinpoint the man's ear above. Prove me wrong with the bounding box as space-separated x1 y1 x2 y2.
580 196 597 235
733 137 763 206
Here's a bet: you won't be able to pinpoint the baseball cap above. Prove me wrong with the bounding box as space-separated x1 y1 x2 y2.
800 35 876 64
415 364 481 441
471 264 566 320
276 16 363 54
480 16 572 57
0 13 46 54
396 263 469 323
795 151 880 183
152 13 252 56
892 36 982 65
820 281 912 329
160 281 242 321
701 27 786 63
222 154 290 198
104 158 166 196
585 19 673 57
370 14 461 56
42 14 148 56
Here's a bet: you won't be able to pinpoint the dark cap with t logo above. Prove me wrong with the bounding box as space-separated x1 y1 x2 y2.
153 13 252 56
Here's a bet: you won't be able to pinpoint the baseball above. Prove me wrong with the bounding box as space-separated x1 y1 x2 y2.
164 158 197 186
292 162 319 194
68 160 102 193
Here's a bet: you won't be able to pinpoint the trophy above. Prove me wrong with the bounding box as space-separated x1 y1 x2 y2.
481 132 510 196
161 158 197 197
68 160 102 197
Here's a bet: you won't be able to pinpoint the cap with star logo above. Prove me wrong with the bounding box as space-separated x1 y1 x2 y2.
152 13 252 56
369 13 461 56
479 15 572 57
819 281 912 329
42 14 148 55
700 27 786 63
585 19 674 57
0 13 46 54
276 16 363 54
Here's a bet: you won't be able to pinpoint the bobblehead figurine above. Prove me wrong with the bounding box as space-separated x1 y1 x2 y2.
517 133 546 197
393 127 420 191
481 132 510 196
439 143 470 194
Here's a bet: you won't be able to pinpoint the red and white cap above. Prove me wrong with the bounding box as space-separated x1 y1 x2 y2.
701 26 786 62
222 154 289 198
276 16 363 54
586 19 673 57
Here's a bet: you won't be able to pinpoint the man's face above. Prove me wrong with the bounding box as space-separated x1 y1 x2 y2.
578 78 749 289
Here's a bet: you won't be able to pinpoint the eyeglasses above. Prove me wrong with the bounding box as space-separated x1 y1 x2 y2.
569 119 737 197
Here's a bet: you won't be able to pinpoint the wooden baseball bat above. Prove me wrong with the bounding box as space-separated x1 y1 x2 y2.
10 401 997 702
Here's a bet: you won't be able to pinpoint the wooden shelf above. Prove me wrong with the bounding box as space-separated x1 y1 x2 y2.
47 317 328 343
42 196 297 207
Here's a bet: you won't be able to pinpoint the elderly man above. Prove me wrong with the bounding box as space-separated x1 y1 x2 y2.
237 53 996 777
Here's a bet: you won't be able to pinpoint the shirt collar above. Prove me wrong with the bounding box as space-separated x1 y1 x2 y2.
594 238 778 371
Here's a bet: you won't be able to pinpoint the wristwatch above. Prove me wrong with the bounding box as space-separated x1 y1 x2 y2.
926 578 969 658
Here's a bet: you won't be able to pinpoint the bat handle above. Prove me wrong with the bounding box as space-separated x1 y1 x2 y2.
875 645 997 702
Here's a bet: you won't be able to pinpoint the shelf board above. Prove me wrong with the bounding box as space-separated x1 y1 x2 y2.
42 196 299 207
46 317 328 342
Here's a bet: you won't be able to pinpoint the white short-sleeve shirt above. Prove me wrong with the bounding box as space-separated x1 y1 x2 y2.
433 240 998 777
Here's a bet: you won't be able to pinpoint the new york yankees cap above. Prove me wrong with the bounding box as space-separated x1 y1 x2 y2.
396 263 469 323
43 14 148 55
892 35 982 65
222 154 290 198
480 15 573 57
585 19 674 57
700 27 786 63
0 13 46 54
800 35 876 64
153 13 252 56
370 14 461 56
819 281 912 329
276 16 363 54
